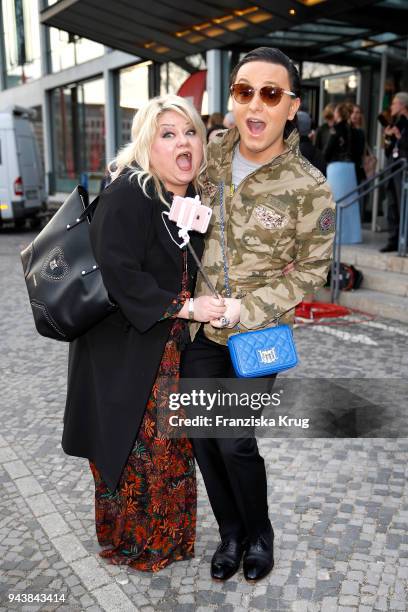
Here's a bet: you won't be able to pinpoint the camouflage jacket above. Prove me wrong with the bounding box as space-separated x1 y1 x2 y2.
191 127 336 345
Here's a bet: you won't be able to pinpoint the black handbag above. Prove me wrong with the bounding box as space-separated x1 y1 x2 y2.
21 186 117 342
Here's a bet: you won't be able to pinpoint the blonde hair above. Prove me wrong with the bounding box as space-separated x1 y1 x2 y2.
109 94 207 205
323 104 335 121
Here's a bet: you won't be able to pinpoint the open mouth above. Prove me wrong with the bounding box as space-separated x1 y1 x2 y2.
246 118 266 135
176 152 192 171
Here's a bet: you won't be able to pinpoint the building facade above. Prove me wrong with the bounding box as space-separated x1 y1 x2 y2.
1 1 406 197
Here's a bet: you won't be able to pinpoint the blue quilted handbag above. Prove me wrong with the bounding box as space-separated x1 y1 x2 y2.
227 324 298 378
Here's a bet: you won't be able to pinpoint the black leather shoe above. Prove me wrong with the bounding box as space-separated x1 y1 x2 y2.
243 527 274 582
380 243 398 253
211 537 248 581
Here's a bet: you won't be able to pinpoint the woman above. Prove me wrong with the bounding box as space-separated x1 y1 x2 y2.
350 104 372 222
324 102 362 244
181 47 336 583
314 103 335 152
350 104 367 183
62 94 225 572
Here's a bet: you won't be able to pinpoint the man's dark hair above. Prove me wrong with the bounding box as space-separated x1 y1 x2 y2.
230 47 301 138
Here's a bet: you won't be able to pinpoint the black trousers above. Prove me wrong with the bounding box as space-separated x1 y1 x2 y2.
387 177 401 245
180 327 275 540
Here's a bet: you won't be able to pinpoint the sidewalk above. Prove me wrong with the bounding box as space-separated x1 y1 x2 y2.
1 229 407 611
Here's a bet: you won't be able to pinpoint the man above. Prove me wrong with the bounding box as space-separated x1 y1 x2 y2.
181 47 335 582
297 110 327 176
380 92 408 253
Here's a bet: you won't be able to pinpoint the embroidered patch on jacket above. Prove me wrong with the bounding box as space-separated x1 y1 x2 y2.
254 205 288 229
202 177 218 200
299 157 326 184
317 208 335 234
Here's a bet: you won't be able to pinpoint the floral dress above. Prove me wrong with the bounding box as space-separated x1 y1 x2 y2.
89 250 196 572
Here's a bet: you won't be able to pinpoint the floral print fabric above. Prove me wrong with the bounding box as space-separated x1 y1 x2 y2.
89 250 196 572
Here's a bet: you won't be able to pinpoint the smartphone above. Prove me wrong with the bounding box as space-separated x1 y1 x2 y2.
377 113 390 128
169 195 212 234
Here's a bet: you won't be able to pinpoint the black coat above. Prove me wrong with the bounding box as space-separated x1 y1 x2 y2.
62 172 204 491
299 136 327 176
323 121 362 166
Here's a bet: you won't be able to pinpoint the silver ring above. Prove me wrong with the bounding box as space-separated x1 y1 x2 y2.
220 316 230 327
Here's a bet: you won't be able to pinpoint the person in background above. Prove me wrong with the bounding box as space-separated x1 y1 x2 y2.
315 104 335 152
350 104 367 185
350 104 371 221
297 110 327 176
380 91 408 252
324 102 362 244
99 165 113 192
207 112 224 129
223 111 236 129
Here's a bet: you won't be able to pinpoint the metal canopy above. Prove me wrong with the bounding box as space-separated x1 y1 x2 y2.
40 0 408 66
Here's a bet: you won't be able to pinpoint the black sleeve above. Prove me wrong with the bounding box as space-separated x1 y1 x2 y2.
315 127 323 151
323 130 337 163
353 129 365 164
89 176 177 333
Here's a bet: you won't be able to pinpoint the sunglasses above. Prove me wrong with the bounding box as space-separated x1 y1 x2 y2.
230 83 297 107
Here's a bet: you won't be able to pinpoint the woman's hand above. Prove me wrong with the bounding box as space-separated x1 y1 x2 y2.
210 298 241 328
194 295 226 322
178 295 226 322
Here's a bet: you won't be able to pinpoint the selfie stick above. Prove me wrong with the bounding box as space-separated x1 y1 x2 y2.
185 241 220 299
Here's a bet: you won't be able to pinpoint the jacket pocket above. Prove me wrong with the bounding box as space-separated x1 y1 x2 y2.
240 204 289 255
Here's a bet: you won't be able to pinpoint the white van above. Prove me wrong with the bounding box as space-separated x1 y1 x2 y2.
0 106 46 228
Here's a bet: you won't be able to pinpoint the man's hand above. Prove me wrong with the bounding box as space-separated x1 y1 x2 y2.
385 125 401 139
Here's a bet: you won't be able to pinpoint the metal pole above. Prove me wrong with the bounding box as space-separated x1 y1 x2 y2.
206 50 222 114
330 205 343 303
335 208 343 303
399 164 408 257
372 47 387 232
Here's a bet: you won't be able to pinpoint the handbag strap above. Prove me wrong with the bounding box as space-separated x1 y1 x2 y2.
219 182 232 298
66 187 99 230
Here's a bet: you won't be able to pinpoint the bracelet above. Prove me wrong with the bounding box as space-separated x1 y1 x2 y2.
188 298 194 320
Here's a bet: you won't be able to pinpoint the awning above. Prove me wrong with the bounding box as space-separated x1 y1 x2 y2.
40 0 408 66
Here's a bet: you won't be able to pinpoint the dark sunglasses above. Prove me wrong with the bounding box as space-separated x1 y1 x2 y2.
230 83 297 107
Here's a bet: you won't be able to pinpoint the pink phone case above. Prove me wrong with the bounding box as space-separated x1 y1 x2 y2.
169 196 212 233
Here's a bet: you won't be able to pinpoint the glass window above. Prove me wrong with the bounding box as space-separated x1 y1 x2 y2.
118 62 150 146
51 77 105 194
160 62 191 97
160 54 207 114
321 72 360 109
49 28 104 73
2 0 41 87
31 105 45 174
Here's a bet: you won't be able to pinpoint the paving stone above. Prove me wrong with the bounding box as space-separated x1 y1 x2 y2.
71 557 112 591
93 583 134 611
341 581 360 595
